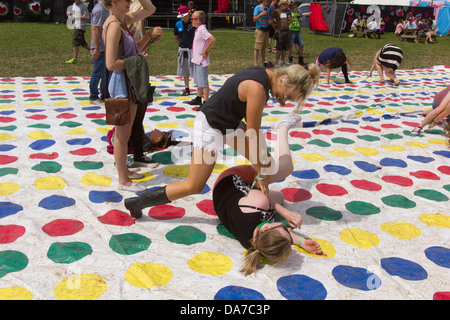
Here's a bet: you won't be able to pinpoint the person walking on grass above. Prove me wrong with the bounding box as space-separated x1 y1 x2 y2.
66 0 91 64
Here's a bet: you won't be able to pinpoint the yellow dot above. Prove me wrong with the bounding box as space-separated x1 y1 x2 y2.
380 222 421 239
329 150 354 157
125 262 173 288
354 147 379 156
163 165 190 178
187 251 233 275
294 238 335 258
405 141 429 148
0 287 33 300
35 176 67 190
212 163 228 174
0 104 15 110
65 128 86 135
28 130 53 140
339 228 379 249
264 117 280 123
46 85 61 89
385 108 399 113
54 273 107 300
53 101 70 107
419 213 450 228
184 120 195 127
300 153 327 161
157 122 178 129
132 171 154 182
96 127 112 134
428 139 449 146
367 108 384 115
0 133 17 141
381 144 406 151
80 173 112 187
0 182 20 196
24 101 42 107
309 115 328 120
237 158 251 165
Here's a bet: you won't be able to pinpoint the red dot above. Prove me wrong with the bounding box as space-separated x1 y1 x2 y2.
29 152 59 159
0 225 26 244
433 292 450 300
98 209 135 226
350 179 382 191
56 113 77 119
42 219 84 237
70 148 97 156
410 170 440 180
437 166 450 175
196 199 217 216
382 175 413 187
316 183 348 196
148 204 185 220
282 188 312 202
0 155 18 165
290 131 311 139
312 129 334 135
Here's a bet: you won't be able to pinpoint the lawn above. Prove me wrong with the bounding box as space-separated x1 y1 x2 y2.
0 22 449 77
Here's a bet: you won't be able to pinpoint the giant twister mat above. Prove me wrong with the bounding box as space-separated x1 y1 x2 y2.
0 66 449 301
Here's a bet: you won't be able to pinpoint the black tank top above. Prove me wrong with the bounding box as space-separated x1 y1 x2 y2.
200 66 270 134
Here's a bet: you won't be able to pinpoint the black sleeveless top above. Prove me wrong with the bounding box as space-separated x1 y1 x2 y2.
200 66 270 134
213 175 275 249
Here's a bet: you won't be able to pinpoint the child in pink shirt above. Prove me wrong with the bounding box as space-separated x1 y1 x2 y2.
187 10 216 106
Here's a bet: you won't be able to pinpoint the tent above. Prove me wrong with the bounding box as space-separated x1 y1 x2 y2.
350 0 411 5
409 1 450 35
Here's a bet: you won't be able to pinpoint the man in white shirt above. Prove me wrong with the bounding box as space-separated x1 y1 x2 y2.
66 0 90 64
404 18 417 29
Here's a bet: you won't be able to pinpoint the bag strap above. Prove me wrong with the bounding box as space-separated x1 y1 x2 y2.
104 19 131 100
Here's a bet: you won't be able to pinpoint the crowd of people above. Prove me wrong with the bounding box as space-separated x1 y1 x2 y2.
394 12 439 44
65 0 449 276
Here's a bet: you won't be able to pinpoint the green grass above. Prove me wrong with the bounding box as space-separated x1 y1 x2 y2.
0 22 449 77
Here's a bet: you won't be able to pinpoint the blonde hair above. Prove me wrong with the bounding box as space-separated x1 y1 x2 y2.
240 228 292 276
193 10 206 23
273 63 320 113
103 0 112 10
129 0 143 38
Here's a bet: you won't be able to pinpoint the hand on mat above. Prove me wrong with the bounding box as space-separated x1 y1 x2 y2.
285 211 303 230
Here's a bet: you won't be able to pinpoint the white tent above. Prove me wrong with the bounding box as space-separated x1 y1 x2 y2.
350 0 411 5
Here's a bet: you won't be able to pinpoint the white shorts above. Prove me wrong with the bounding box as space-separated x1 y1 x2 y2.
193 111 239 153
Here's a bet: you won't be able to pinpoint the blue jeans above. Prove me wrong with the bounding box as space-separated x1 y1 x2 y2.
89 51 111 101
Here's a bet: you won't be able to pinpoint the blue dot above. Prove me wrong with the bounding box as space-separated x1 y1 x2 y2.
277 274 327 300
332 265 381 291
38 195 76 210
28 139 56 150
354 161 380 173
199 184 210 194
214 286 265 300
434 150 450 158
0 144 17 152
407 155 434 164
424 246 450 269
381 257 428 281
66 138 92 145
54 107 74 112
292 169 320 179
324 164 351 176
89 191 123 203
380 158 407 168
0 202 23 219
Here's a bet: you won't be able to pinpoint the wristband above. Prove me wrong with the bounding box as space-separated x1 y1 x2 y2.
298 237 305 247
251 175 267 188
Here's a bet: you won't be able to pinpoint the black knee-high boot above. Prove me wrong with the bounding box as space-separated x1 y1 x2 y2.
124 186 170 219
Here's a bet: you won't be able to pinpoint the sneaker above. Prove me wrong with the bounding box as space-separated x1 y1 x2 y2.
411 126 422 135
119 181 147 192
89 99 105 106
187 96 202 105
65 58 77 64
272 115 302 130
181 88 190 96
133 155 159 168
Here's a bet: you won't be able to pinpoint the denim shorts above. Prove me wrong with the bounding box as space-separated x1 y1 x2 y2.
108 71 128 99
192 63 209 88
290 30 304 47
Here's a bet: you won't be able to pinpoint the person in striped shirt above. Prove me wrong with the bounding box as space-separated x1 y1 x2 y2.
368 44 403 86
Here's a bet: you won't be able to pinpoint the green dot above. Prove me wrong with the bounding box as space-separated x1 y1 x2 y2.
414 189 449 202
306 206 342 221
176 114 195 119
382 133 403 140
308 139 331 147
152 151 175 164
91 119 106 125
222 148 238 157
0 167 18 177
357 135 380 142
109 233 151 255
443 185 450 192
289 144 304 151
73 161 104 170
165 226 206 245
60 121 82 128
0 250 28 278
47 242 93 264
345 201 380 215
27 124 49 129
332 137 355 145
32 161 62 173
381 195 416 208
403 130 424 137
149 115 169 121
216 224 236 240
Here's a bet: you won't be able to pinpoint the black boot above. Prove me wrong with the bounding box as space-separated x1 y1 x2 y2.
187 96 202 105
124 186 171 219
298 56 304 65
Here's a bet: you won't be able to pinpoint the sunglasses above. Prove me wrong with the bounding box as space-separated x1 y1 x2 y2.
191 17 200 21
